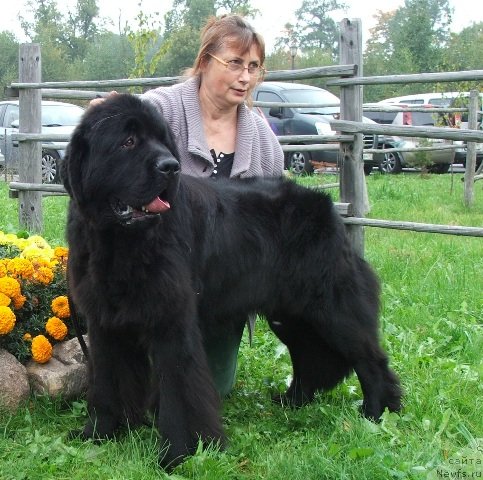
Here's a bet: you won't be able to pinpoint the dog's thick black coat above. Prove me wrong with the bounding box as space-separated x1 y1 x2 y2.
62 94 401 469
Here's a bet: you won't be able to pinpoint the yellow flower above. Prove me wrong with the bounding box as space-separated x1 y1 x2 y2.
0 306 16 335
7 258 35 280
12 294 26 310
21 244 54 263
0 292 11 307
0 259 7 277
0 277 22 298
31 335 53 363
51 295 70 319
26 235 51 250
23 333 32 341
46 316 68 341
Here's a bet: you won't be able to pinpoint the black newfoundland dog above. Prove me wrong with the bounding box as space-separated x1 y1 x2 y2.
62 94 401 469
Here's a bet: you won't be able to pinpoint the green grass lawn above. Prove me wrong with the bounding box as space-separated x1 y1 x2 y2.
0 173 482 479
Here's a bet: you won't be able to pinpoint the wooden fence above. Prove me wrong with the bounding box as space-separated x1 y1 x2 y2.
4 19 483 255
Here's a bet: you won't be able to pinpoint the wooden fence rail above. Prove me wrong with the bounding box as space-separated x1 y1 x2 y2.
4 19 482 253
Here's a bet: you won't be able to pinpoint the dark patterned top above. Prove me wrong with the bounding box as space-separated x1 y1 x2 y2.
210 150 235 178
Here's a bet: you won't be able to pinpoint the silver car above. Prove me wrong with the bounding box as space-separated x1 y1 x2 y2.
363 103 455 174
0 100 84 183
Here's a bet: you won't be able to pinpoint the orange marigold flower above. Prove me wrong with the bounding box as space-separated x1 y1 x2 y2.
0 260 7 277
33 266 54 285
46 316 68 341
51 295 70 319
54 247 69 260
0 306 16 335
23 333 32 341
0 292 11 307
7 258 34 280
12 294 27 310
31 335 53 363
0 277 22 298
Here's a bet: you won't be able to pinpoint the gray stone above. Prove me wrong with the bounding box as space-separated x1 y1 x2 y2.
0 349 30 412
26 336 88 399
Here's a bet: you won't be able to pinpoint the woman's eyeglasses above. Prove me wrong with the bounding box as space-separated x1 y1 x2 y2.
208 53 266 78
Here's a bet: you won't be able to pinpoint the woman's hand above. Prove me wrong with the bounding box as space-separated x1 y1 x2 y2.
89 91 118 108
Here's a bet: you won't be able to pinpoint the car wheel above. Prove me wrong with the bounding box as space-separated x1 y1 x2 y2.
363 164 373 175
428 163 450 174
378 149 402 174
41 150 61 184
286 150 314 175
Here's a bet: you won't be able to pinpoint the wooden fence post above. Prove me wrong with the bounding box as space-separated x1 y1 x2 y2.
338 19 367 256
463 89 479 206
18 44 43 232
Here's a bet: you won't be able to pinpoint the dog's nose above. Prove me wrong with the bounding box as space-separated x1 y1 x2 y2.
156 158 180 176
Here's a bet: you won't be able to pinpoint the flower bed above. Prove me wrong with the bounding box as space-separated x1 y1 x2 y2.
0 231 82 364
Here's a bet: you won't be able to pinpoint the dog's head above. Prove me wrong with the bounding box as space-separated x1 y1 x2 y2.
62 93 180 228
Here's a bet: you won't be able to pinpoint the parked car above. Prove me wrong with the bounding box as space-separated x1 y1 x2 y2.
0 100 84 183
253 82 377 175
445 93 483 169
363 103 455 174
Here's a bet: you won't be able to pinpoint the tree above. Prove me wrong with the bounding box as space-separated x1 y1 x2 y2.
19 0 64 41
215 0 258 17
77 32 134 82
390 0 453 73
0 32 19 100
363 0 455 100
292 0 347 61
443 22 483 71
62 0 100 60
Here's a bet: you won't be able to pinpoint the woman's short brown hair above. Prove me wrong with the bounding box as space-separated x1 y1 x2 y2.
185 14 266 78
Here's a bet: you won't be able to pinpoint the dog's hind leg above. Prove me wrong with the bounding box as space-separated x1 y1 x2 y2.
351 346 402 420
268 315 353 407
312 310 402 420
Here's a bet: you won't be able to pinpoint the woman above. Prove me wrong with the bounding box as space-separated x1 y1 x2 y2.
139 15 284 396
142 14 284 179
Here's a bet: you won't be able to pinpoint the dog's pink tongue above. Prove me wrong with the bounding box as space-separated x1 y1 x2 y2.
144 196 170 213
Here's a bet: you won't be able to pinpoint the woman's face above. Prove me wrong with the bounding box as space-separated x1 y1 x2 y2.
200 43 263 109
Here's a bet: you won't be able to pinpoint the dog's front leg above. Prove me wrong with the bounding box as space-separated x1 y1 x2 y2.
153 328 225 470
81 324 151 440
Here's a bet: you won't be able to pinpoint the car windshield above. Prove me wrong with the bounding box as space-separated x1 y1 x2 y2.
42 105 84 126
283 89 340 115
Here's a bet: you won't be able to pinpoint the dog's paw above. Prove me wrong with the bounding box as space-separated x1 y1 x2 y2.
272 383 314 408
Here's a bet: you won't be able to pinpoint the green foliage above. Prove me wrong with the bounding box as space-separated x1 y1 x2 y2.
278 0 347 62
127 3 165 81
443 22 483 72
410 138 434 171
0 0 479 98
74 32 135 82
0 31 18 100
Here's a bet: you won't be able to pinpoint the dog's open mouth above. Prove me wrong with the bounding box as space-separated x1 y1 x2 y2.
110 194 171 224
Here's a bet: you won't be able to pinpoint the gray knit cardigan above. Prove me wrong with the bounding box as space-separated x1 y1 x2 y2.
142 77 284 178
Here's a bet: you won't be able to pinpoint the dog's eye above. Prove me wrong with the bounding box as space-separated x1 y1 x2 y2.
122 136 135 149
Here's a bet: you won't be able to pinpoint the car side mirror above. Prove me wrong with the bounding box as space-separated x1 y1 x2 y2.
268 106 284 119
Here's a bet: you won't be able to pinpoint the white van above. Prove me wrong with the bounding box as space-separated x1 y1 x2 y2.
378 92 463 107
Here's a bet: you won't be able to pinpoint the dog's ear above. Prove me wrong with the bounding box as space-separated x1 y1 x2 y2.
62 125 88 206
